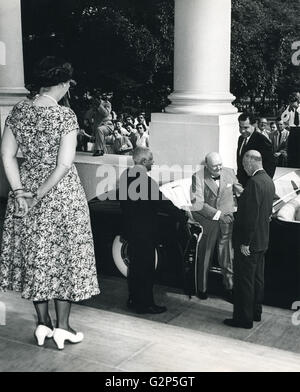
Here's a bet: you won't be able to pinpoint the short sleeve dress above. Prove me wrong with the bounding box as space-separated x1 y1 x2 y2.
0 100 100 302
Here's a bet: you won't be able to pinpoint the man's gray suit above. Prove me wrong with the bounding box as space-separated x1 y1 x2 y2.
190 167 242 293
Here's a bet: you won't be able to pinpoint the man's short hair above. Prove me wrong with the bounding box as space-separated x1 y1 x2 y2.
238 112 256 125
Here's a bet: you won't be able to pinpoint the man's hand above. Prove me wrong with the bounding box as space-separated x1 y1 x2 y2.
220 212 234 224
233 183 244 197
240 244 251 256
279 150 287 157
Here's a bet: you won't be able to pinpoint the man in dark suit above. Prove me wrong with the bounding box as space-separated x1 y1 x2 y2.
237 113 276 186
119 147 186 314
224 150 275 329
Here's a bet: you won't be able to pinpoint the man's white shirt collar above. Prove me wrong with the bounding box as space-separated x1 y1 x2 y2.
252 168 264 176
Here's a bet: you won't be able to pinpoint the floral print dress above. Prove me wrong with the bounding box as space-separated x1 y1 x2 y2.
0 100 100 302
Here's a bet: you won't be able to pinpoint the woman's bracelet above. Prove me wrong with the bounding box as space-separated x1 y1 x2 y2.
12 188 24 194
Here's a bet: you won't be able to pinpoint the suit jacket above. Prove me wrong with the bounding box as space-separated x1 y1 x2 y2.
119 167 186 239
237 131 276 186
269 129 289 154
190 167 243 232
233 170 275 252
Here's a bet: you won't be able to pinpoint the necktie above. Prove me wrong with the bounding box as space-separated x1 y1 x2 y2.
294 110 299 126
239 137 248 156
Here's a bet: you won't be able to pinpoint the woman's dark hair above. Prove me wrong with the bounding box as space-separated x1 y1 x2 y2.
136 123 147 132
34 56 73 88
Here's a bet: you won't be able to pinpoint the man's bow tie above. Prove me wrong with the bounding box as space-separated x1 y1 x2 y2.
211 176 220 181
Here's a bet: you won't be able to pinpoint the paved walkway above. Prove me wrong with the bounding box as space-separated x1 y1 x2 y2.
1 198 300 372
0 276 300 372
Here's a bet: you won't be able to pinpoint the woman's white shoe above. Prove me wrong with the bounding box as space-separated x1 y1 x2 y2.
53 328 84 350
34 325 54 346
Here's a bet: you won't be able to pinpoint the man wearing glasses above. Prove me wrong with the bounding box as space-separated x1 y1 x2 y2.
256 118 270 140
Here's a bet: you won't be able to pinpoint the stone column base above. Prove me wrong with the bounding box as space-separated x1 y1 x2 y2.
149 112 240 170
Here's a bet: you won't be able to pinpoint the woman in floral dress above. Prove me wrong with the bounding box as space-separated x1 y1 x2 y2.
0 57 100 350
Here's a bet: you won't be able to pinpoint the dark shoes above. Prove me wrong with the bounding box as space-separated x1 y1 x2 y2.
223 318 253 329
127 299 167 314
93 150 104 156
197 291 208 300
254 315 261 322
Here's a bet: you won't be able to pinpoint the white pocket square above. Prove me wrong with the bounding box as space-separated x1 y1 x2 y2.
226 183 232 188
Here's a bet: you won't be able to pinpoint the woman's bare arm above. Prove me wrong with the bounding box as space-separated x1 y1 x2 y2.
0 126 23 191
35 129 77 201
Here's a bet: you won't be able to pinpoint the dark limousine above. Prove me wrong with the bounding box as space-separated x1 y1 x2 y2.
89 168 300 308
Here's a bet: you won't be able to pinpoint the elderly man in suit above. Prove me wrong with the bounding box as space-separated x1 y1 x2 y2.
237 113 276 186
190 152 243 299
119 147 187 314
224 150 275 329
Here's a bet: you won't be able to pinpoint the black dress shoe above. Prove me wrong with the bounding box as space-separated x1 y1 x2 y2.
254 315 261 322
223 318 253 329
136 304 167 314
197 291 208 300
93 150 104 157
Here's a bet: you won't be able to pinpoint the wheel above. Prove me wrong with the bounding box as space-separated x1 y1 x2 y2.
112 235 158 277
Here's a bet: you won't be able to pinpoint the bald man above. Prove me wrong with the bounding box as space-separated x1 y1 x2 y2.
190 152 243 299
224 150 275 329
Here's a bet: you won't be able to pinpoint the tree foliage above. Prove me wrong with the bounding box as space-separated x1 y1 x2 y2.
21 0 300 116
21 0 174 115
231 0 300 112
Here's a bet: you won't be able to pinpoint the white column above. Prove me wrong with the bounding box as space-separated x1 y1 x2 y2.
150 0 239 169
0 0 28 106
167 0 237 115
0 0 28 197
